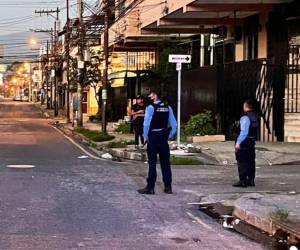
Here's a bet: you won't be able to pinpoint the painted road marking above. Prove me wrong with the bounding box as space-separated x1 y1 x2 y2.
6 165 36 169
52 126 101 160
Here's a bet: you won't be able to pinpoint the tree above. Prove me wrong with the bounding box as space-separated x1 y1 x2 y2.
85 60 102 115
69 57 78 93
151 46 188 105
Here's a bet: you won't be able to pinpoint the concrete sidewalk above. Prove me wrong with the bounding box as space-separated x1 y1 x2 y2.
197 141 300 166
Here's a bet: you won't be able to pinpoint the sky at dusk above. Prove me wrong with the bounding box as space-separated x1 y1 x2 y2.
0 0 98 64
0 0 75 36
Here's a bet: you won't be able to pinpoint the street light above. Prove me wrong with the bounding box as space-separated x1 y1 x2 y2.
29 38 38 45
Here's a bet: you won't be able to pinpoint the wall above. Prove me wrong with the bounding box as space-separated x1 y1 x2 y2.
258 11 268 59
108 0 195 45
88 87 99 116
181 66 218 122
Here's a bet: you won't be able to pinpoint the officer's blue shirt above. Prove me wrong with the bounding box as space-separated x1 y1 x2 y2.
143 100 177 141
236 115 251 145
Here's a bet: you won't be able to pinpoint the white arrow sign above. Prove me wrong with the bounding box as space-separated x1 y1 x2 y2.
169 54 191 64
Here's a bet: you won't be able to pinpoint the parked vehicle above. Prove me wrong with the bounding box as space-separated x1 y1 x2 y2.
13 96 21 101
22 96 29 102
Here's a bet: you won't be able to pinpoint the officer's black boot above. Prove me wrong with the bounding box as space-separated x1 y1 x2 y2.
232 180 247 188
138 186 155 195
246 179 255 187
164 185 173 194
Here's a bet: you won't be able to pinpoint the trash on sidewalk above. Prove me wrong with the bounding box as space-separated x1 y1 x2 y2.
101 153 113 159
185 144 202 153
221 215 240 229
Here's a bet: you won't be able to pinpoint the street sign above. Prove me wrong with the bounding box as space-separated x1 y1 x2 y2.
168 54 192 148
78 61 85 69
102 89 107 100
176 63 182 71
169 54 191 64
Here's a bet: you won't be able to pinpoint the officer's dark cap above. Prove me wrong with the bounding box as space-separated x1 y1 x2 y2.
244 99 254 110
148 89 161 98
136 95 144 100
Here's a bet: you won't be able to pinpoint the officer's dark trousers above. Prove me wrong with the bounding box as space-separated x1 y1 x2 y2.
147 131 172 189
236 139 256 182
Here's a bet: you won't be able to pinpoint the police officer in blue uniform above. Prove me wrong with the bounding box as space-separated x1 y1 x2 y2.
233 99 259 188
138 90 177 195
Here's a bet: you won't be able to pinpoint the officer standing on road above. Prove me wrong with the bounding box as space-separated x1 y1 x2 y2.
233 99 259 188
138 90 177 195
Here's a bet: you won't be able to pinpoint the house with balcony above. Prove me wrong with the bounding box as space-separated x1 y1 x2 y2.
105 0 300 142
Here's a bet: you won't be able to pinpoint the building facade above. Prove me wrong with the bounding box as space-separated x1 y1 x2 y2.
104 0 300 142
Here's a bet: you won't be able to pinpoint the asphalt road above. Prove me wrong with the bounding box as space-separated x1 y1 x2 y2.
0 100 265 250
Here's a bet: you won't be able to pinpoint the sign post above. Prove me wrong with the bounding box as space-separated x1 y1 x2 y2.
168 54 191 147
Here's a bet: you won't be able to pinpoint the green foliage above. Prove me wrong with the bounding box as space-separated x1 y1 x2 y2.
152 46 188 81
89 115 96 122
106 140 135 148
88 111 102 122
69 57 78 93
171 156 203 165
85 63 101 87
270 208 289 222
75 127 115 142
69 55 100 94
185 111 216 136
115 122 131 134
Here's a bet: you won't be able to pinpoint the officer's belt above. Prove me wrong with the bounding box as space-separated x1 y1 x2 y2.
151 128 166 132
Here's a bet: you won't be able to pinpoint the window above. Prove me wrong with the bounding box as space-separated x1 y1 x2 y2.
244 15 259 60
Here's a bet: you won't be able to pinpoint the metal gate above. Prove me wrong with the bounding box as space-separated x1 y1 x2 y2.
218 59 285 141
285 45 300 113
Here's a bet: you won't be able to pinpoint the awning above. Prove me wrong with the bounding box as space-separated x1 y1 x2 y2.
141 0 293 35
108 70 152 88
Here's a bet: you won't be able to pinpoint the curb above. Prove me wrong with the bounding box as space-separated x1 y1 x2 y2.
201 150 300 167
233 206 300 245
233 206 273 235
55 124 147 161
106 148 147 162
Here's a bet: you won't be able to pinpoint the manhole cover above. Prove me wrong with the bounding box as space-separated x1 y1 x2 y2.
6 165 36 169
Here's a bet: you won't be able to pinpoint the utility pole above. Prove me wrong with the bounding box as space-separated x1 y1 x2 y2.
54 7 60 117
35 8 60 115
77 0 84 127
102 0 109 133
31 28 53 109
66 0 71 121
46 40 50 109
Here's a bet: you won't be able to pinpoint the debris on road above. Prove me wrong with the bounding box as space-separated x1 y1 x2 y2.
101 153 113 159
78 155 89 159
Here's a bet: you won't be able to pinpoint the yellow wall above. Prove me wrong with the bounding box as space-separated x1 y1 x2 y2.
88 87 99 116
